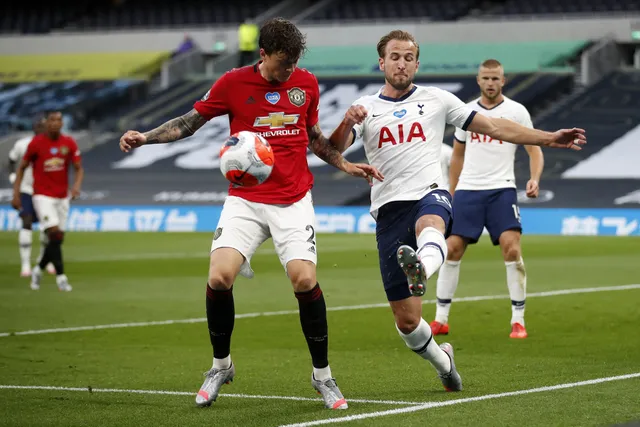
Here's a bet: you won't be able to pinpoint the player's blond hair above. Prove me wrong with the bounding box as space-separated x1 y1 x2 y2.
377 30 420 59
480 59 502 69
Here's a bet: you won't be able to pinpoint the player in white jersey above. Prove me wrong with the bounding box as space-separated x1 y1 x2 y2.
7 116 55 277
440 143 453 190
431 59 544 339
329 30 585 392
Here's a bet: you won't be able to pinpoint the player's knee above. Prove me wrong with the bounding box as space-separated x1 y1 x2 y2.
395 313 421 335
502 242 521 262
208 269 234 291
447 238 466 261
47 229 64 244
289 271 316 293
287 260 317 292
21 216 33 230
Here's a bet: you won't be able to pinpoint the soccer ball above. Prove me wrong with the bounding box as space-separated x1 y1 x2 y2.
219 131 275 187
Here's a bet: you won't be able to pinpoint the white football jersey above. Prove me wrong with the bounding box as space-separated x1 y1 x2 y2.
454 96 533 191
440 142 453 191
8 136 34 195
352 85 476 219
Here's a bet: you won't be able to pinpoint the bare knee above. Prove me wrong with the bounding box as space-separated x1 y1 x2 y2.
395 312 422 335
500 232 522 262
208 248 243 290
415 214 446 236
208 269 235 290
447 236 467 261
21 215 33 230
502 242 521 262
46 227 64 243
287 260 317 293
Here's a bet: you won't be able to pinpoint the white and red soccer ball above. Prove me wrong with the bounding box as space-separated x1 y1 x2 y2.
219 131 275 187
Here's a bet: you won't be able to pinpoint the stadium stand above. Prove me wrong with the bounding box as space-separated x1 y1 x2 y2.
0 80 145 136
478 0 640 17
0 0 281 34
514 69 640 180
302 0 479 22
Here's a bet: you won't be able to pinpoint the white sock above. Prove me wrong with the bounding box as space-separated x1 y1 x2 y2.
19 229 32 267
506 257 526 326
396 318 451 374
212 355 231 370
416 227 448 279
313 365 333 381
37 231 48 264
435 260 461 324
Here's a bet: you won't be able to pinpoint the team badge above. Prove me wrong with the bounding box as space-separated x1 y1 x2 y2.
287 87 306 107
265 92 280 104
50 147 58 155
60 146 69 155
213 227 223 240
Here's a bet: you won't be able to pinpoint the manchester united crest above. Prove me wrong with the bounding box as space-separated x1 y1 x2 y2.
287 87 306 107
60 146 69 155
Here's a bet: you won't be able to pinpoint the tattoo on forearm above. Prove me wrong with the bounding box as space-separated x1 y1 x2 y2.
308 124 346 169
144 109 206 144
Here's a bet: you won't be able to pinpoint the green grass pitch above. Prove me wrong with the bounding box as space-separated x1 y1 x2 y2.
0 232 639 426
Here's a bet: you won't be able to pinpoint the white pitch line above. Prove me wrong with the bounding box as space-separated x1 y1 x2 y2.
1 284 639 338
278 372 640 427
0 385 420 406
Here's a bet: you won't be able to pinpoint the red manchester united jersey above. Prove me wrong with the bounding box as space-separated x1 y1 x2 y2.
194 63 320 205
23 134 81 198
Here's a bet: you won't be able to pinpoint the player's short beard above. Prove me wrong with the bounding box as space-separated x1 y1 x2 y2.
387 75 413 92
482 89 501 101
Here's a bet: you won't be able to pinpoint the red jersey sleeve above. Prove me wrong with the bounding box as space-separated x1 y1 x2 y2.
193 72 231 120
23 136 39 163
69 138 81 164
306 73 320 128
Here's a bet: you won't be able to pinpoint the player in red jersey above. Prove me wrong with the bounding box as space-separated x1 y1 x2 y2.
12 110 84 292
119 18 383 410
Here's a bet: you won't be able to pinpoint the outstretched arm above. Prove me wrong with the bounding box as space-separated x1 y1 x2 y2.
119 109 207 152
308 123 384 184
467 113 586 150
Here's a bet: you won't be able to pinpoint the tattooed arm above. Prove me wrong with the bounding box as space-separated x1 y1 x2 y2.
119 109 207 152
307 123 385 184
307 123 349 171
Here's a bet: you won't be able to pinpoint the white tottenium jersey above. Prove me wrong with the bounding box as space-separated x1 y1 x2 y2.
454 96 533 191
351 85 476 218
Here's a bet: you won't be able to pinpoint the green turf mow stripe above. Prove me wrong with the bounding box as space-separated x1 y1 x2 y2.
0 385 423 406
1 284 639 338
278 373 640 427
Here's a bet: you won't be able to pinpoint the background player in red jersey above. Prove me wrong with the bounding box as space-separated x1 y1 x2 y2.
12 110 84 292
119 17 383 410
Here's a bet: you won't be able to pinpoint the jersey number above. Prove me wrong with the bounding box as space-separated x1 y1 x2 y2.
306 225 316 245
433 193 452 209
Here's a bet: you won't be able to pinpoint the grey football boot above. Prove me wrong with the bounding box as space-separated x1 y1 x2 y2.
195 363 235 407
312 374 348 410
396 245 427 297
438 342 463 392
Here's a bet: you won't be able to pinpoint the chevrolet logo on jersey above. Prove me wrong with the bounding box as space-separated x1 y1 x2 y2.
253 112 300 129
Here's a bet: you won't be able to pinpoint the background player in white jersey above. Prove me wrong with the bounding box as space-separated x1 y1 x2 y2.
7 116 55 277
431 59 544 339
440 142 453 190
330 30 585 392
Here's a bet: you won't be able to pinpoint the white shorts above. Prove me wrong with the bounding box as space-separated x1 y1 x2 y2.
32 195 70 231
211 192 317 278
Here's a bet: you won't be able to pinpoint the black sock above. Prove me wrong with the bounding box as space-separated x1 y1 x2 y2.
38 243 53 270
206 284 235 360
45 240 64 274
295 283 329 369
